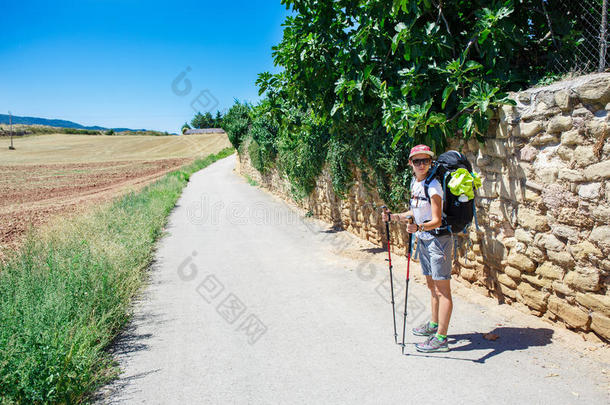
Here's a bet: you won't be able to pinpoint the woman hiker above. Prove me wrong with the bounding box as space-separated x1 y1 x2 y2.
382 144 453 353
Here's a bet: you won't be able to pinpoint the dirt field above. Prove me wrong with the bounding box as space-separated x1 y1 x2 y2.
0 133 231 259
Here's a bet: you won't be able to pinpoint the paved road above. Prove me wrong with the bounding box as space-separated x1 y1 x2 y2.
97 153 608 404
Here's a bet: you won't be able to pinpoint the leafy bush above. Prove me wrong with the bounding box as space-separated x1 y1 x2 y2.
181 122 191 134
247 140 266 174
276 110 330 199
222 101 251 149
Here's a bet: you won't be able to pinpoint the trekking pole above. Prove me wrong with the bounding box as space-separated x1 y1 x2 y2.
381 206 398 344
401 216 414 355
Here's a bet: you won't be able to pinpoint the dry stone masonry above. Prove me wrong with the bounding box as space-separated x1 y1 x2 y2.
237 73 610 342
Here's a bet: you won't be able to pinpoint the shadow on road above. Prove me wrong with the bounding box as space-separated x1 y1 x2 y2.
405 327 554 363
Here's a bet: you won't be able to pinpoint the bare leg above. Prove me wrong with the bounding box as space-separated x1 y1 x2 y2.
426 275 439 324
434 279 453 336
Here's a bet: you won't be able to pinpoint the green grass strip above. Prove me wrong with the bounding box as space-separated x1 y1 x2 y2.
0 147 234 404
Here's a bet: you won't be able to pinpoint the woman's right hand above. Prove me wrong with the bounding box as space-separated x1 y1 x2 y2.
381 212 390 222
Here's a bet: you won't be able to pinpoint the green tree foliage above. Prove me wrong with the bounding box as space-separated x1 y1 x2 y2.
214 110 223 128
181 122 191 134
233 0 587 208
222 101 252 149
191 111 215 128
189 111 224 129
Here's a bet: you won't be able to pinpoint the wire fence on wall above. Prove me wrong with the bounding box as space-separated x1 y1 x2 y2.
553 0 608 74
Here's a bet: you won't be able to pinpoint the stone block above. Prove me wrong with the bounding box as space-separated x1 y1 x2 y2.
584 160 610 181
586 119 607 139
507 252 536 272
590 226 610 248
573 146 597 167
547 116 573 133
522 274 551 289
537 234 566 252
551 224 579 241
460 267 476 281
560 130 584 146
577 76 610 104
535 101 550 114
547 296 590 329
504 266 522 279
590 313 610 341
552 280 574 296
575 293 610 315
546 250 575 268
498 273 518 289
578 183 602 200
531 134 559 146
526 245 546 263
517 282 549 311
537 166 560 183
555 145 573 162
536 262 565 280
564 268 601 292
558 168 584 182
572 107 593 117
524 188 542 203
514 228 533 243
516 207 548 232
497 281 517 299
519 145 537 162
591 205 610 224
518 121 543 138
537 91 557 108
554 90 572 110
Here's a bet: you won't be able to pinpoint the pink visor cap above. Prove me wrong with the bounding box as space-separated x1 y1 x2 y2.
408 144 435 159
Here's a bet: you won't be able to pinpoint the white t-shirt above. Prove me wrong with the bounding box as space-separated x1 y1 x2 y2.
410 178 443 240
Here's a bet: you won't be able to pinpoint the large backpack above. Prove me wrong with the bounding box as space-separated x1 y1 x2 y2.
423 150 478 236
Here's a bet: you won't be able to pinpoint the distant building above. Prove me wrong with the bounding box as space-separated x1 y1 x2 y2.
183 128 226 135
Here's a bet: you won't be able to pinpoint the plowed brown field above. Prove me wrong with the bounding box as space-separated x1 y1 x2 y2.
0 132 231 259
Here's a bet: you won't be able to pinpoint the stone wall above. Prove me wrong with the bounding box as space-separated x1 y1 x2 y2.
237 73 610 342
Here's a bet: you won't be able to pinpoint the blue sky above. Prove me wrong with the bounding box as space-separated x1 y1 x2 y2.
0 0 291 132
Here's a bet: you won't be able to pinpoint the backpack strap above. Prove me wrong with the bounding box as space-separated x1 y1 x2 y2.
472 187 480 232
422 163 439 203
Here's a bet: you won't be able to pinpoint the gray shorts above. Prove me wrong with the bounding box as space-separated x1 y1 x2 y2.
418 234 453 281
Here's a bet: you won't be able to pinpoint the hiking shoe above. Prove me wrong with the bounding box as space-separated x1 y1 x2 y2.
412 321 438 336
415 335 450 353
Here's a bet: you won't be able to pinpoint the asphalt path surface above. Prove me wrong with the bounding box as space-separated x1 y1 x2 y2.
97 153 609 404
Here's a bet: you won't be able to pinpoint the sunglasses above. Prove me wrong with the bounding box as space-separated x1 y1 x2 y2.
411 158 431 166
